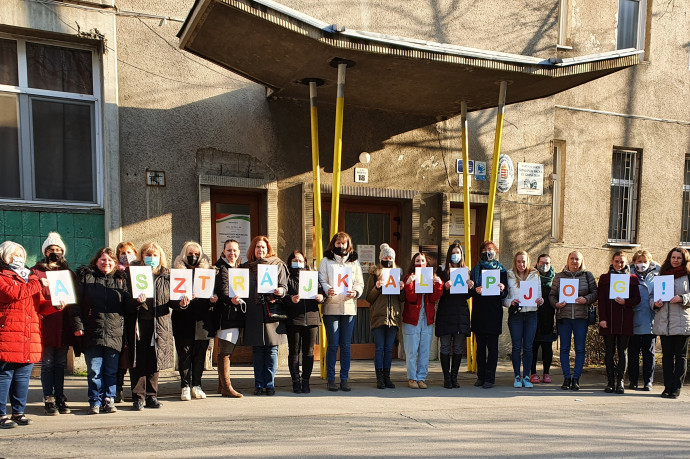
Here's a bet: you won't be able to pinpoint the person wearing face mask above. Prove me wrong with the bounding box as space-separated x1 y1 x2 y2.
114 241 138 403
30 232 75 415
172 241 218 401
366 243 404 389
435 241 474 389
549 251 598 391
73 248 130 414
214 239 245 397
652 247 690 399
0 241 54 428
234 236 288 395
504 251 543 389
529 254 556 384
403 252 443 389
285 250 324 394
318 232 364 392
597 251 641 394
469 241 508 389
123 242 175 411
627 250 659 391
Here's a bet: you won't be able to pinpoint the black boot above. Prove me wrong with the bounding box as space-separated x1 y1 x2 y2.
292 379 302 394
44 396 59 416
301 378 311 394
383 368 395 389
615 379 625 394
450 354 462 388
56 394 71 414
605 372 614 393
376 368 385 389
571 378 580 391
440 354 452 389
561 377 572 390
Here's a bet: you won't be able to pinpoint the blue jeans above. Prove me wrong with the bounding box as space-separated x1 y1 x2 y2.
324 315 355 381
508 311 538 377
372 326 398 369
252 345 278 389
0 362 33 416
84 346 119 407
41 345 68 398
558 318 589 379
403 317 433 381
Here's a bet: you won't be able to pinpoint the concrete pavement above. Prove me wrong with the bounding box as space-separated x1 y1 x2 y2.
1 360 689 458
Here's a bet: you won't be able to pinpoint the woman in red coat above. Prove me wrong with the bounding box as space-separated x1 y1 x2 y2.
402 252 443 389
0 241 55 429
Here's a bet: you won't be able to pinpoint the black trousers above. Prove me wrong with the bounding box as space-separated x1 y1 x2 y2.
627 334 655 385
286 323 318 381
604 334 630 380
130 319 159 401
660 335 689 393
475 332 499 384
175 338 209 388
530 340 553 375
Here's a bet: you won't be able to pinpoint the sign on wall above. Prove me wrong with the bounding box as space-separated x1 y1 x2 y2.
215 214 250 261
496 154 514 193
517 162 544 196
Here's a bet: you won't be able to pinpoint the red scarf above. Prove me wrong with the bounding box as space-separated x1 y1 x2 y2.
661 265 688 279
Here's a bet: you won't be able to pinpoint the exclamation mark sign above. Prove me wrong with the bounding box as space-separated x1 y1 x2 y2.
662 282 666 297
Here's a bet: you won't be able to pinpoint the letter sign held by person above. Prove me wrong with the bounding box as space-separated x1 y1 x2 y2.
227 268 249 298
559 279 579 304
299 270 318 299
169 268 193 301
449 267 469 294
519 280 539 309
415 267 433 294
608 274 630 299
382 268 401 295
481 269 500 296
653 275 674 302
46 270 77 305
129 266 154 297
332 266 353 295
193 268 216 298
257 264 278 294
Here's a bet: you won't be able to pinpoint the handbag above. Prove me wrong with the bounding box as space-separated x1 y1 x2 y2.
261 295 288 322
587 305 597 326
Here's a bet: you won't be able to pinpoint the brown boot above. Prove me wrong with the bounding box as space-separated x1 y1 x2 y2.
220 355 243 398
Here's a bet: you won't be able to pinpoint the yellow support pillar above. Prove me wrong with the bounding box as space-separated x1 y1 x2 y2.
460 102 476 373
330 62 347 239
484 81 507 241
308 81 327 379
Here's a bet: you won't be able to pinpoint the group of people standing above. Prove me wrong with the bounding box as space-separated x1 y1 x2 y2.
1 229 688 428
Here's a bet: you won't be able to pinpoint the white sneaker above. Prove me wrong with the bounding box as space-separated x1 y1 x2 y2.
513 376 522 388
191 386 206 399
180 386 191 401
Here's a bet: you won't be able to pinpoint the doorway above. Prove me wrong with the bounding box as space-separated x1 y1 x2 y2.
449 203 487 267
321 198 402 359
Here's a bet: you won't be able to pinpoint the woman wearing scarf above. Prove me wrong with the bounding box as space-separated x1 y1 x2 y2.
628 249 659 391
549 251 598 391
470 240 508 389
529 254 556 384
597 251 640 394
652 247 690 399
0 241 53 428
504 251 543 388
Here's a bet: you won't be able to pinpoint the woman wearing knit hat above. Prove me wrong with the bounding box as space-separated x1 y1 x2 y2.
366 243 404 389
31 232 74 415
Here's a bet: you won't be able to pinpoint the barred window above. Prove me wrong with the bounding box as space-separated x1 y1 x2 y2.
608 149 640 243
681 156 690 244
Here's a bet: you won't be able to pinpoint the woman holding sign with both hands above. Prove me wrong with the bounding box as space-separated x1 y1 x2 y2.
504 251 543 389
435 241 473 389
124 242 175 411
470 241 508 389
653 247 690 399
549 251 597 391
236 236 288 396
403 251 443 389
366 243 404 390
318 232 364 392
172 241 217 401
596 251 640 394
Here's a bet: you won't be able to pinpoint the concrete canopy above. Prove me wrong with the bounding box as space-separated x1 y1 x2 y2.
178 0 641 118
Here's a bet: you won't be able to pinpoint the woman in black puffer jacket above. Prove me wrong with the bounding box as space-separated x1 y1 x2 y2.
72 248 130 415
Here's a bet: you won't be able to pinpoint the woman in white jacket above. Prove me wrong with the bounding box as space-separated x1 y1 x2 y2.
504 251 543 388
318 232 364 392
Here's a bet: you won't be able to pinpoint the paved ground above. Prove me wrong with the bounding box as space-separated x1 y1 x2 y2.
1 360 689 458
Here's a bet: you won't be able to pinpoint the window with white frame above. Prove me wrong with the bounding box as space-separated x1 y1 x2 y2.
0 37 101 206
557 0 570 48
681 156 690 245
617 0 647 50
608 149 641 243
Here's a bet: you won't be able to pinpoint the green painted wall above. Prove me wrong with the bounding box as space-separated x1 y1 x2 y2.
0 210 105 269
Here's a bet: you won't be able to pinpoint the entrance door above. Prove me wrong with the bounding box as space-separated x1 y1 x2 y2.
449 204 486 267
211 189 263 363
321 198 402 359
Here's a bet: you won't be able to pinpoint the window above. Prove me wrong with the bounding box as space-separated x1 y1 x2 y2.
608 149 641 243
681 156 690 245
557 0 570 48
617 0 647 50
0 37 101 206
